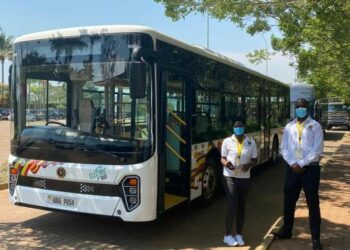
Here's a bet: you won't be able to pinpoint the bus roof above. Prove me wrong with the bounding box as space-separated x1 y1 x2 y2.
14 25 288 87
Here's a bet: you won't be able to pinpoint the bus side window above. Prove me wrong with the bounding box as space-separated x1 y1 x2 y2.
195 112 209 134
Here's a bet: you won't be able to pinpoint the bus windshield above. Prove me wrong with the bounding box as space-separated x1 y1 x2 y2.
328 104 348 112
12 34 154 165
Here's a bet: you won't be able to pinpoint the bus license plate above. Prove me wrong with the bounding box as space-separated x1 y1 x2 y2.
47 195 77 208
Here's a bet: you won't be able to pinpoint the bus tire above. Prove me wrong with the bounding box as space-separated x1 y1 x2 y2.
271 137 279 164
200 157 220 205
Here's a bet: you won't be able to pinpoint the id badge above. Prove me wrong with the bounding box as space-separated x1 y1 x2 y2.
295 147 303 160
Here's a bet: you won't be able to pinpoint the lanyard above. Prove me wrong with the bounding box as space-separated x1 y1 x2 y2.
297 121 305 145
236 138 245 164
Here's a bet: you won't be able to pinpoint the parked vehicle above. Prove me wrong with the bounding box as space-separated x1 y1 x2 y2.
8 25 290 221
49 110 61 120
0 109 11 120
26 112 37 122
319 100 350 130
7 113 14 121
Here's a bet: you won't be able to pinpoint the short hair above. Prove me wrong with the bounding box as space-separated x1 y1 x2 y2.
296 98 309 107
234 120 245 127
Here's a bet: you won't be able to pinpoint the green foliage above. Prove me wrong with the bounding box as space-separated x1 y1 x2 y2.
0 27 13 85
246 49 275 65
0 85 10 108
155 0 350 99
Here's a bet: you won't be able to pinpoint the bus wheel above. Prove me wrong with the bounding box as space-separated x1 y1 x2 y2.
271 138 279 164
200 158 219 204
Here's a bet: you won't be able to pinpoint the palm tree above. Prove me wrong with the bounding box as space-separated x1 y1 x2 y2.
0 28 13 95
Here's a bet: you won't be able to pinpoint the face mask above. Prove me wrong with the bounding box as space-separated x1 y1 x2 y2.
295 107 307 118
233 127 244 136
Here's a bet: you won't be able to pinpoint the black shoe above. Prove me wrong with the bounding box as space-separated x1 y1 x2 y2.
271 228 292 239
312 240 323 250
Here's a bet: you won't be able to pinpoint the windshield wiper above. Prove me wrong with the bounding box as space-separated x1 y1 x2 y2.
81 145 124 160
16 138 35 155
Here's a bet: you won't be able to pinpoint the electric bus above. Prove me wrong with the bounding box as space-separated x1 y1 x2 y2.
8 25 290 221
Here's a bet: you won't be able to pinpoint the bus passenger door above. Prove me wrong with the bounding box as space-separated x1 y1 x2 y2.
159 70 191 211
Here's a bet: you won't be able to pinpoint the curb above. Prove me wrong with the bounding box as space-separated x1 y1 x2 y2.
0 183 7 190
255 217 283 250
257 134 345 250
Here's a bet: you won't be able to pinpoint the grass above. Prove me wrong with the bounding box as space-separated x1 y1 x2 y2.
0 161 8 184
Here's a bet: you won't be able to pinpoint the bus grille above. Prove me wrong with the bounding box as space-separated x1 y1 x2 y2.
16 176 121 197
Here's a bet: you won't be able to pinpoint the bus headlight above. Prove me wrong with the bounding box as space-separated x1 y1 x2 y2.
9 164 18 196
121 176 140 211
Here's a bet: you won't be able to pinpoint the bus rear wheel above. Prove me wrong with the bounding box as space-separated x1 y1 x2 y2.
200 158 220 205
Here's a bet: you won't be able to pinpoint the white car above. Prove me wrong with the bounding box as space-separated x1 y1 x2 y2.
26 113 36 122
7 113 36 122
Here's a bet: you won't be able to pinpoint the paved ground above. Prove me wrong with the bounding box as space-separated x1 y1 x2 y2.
0 120 348 250
0 162 285 250
269 130 350 250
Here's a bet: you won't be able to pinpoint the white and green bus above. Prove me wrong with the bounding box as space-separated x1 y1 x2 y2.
8 25 289 221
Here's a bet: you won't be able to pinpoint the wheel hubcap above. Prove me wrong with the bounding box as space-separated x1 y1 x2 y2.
203 166 216 198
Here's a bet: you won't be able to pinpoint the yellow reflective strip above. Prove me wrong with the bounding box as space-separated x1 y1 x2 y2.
165 142 186 163
168 109 186 126
14 160 21 170
21 161 32 176
166 125 187 144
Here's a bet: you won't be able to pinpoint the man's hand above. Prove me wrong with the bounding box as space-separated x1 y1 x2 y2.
226 161 235 170
291 163 305 174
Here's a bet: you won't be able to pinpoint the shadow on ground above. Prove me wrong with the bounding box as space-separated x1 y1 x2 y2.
271 216 349 250
0 161 286 250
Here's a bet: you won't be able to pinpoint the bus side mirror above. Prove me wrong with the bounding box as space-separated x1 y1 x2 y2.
129 61 146 99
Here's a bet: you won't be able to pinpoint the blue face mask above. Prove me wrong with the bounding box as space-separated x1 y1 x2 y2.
295 107 307 118
233 127 245 135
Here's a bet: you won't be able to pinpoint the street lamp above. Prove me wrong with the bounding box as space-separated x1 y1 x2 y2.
261 34 268 76
207 14 210 49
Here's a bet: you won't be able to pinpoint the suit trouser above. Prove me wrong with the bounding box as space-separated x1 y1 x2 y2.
283 164 321 240
223 176 250 235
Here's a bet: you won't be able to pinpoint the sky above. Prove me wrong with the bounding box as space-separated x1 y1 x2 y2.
0 0 296 84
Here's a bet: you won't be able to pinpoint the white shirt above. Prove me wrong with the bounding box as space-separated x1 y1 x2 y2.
221 135 258 178
281 116 324 167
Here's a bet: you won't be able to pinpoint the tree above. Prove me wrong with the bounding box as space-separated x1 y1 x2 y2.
0 85 10 108
155 0 350 99
0 27 13 95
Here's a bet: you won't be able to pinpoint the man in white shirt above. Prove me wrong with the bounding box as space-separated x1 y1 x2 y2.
273 98 324 250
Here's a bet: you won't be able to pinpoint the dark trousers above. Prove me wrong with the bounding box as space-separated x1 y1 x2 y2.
283 164 321 240
223 176 250 235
